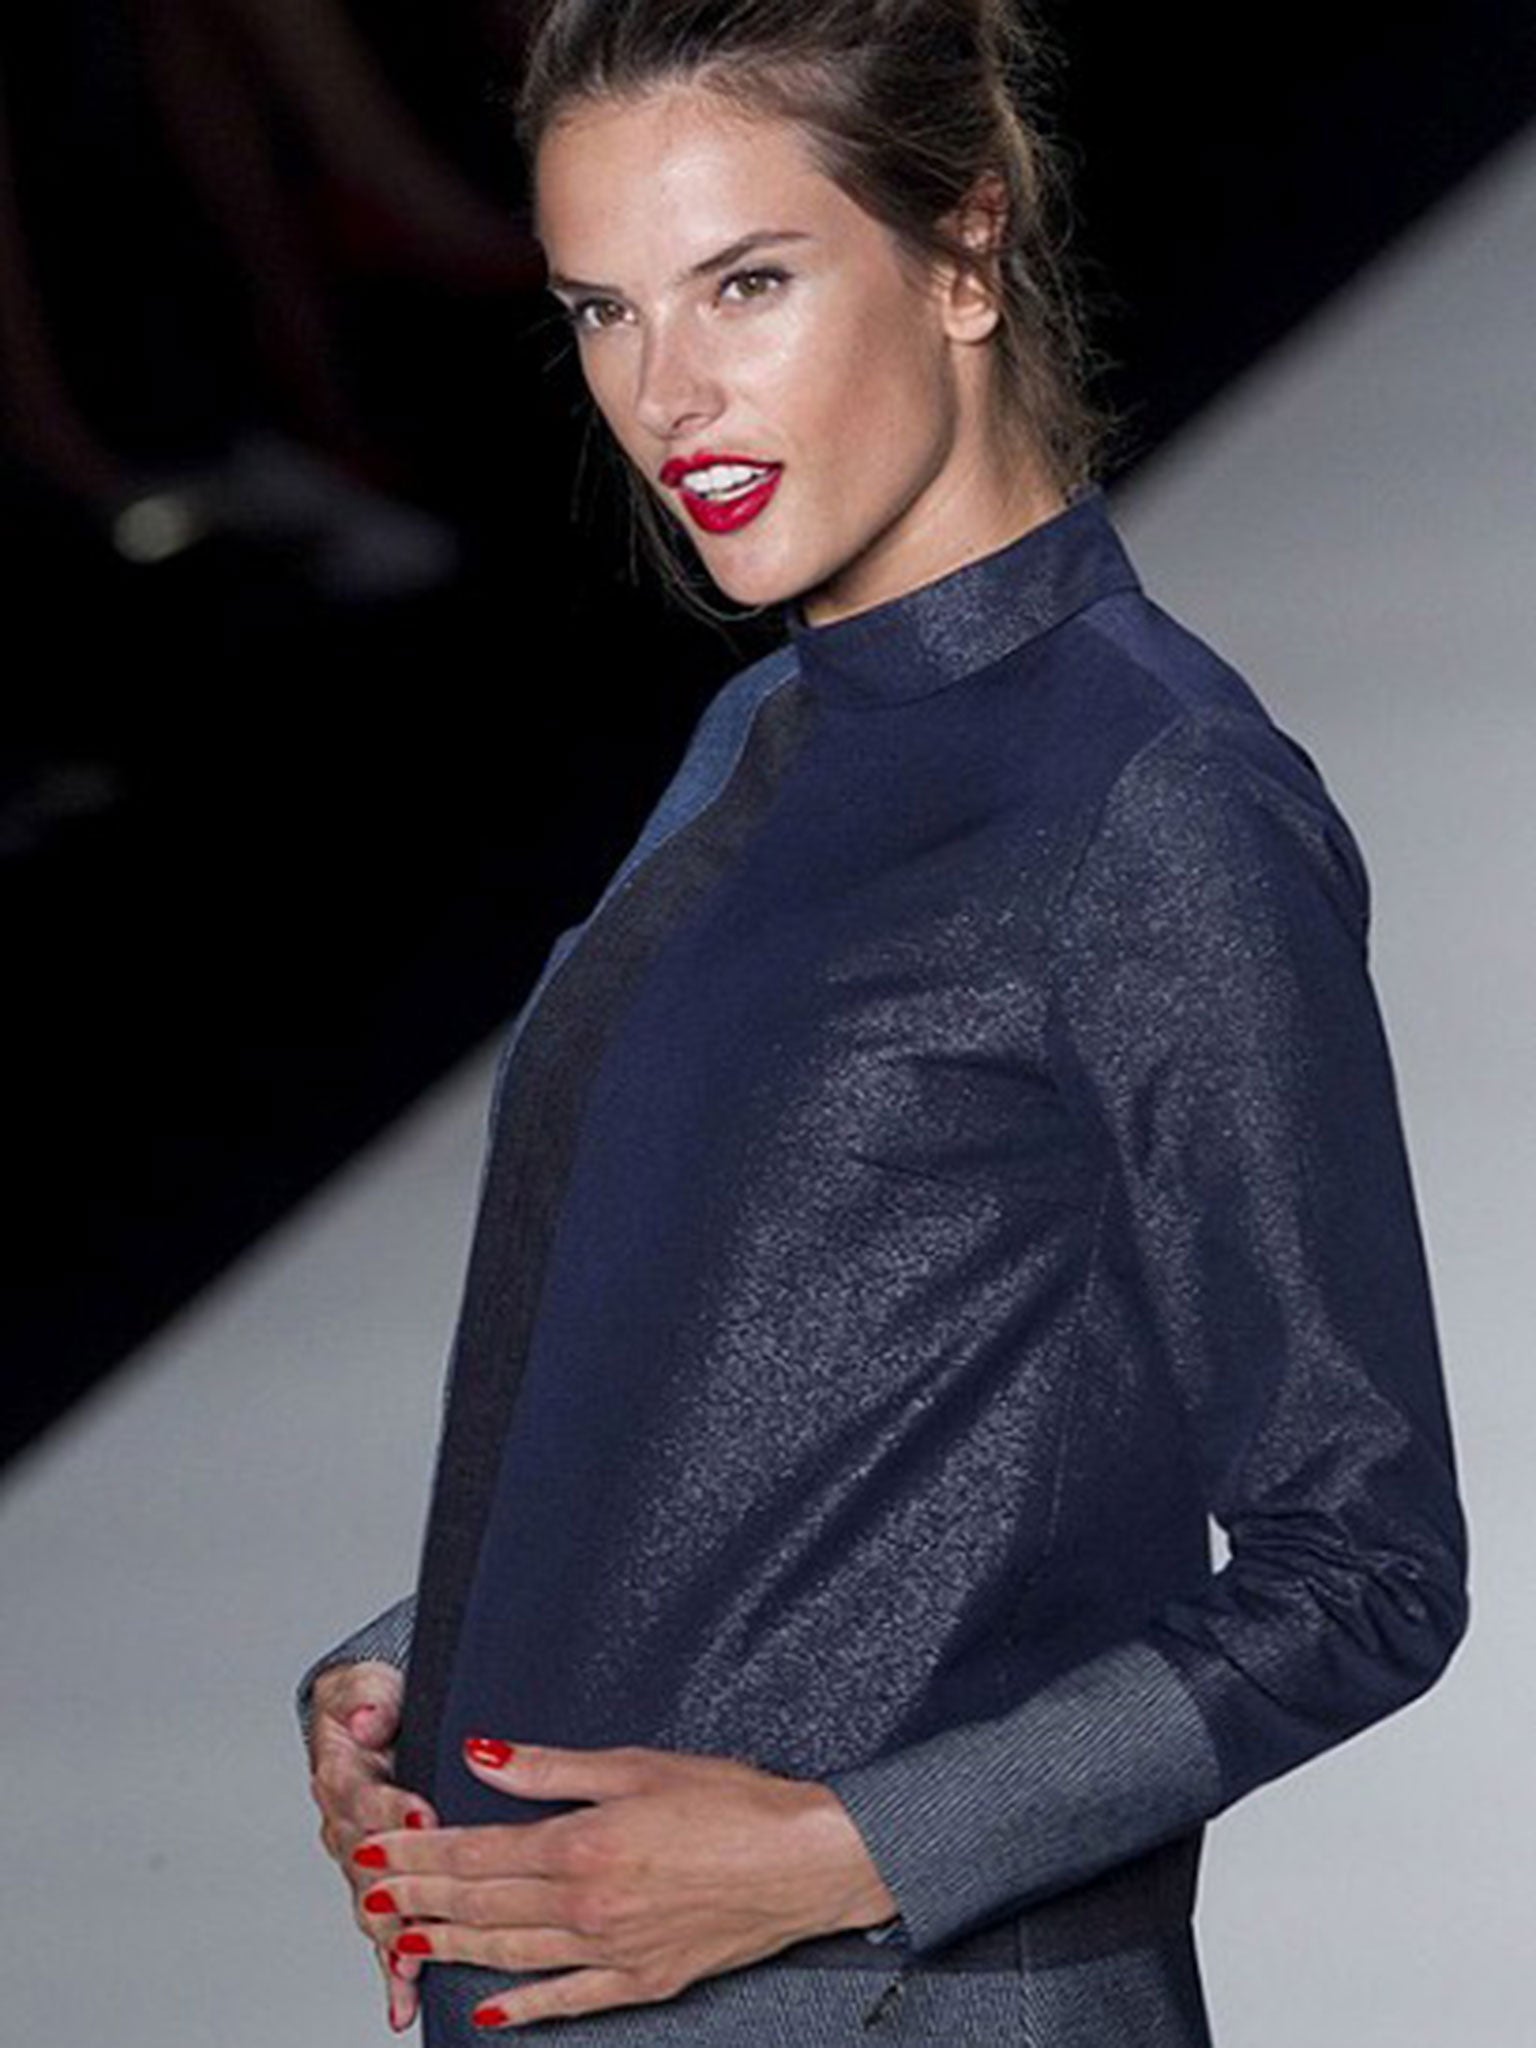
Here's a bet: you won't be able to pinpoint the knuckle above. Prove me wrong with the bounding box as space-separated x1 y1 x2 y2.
558 1825 615 1878
450 1831 495 1880
565 1882 619 1939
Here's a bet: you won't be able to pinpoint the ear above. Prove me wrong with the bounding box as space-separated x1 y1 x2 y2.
937 170 1009 343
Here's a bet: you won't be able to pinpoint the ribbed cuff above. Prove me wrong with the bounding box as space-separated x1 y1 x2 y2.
821 1637 1222 1955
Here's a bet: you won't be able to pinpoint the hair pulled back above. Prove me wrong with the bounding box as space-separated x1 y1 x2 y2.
510 0 1120 621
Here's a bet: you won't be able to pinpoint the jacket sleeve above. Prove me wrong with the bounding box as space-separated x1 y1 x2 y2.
294 1593 416 1757
821 709 1470 1956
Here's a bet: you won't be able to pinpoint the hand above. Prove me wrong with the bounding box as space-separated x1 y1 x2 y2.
307 1660 441 2034
353 1735 899 2030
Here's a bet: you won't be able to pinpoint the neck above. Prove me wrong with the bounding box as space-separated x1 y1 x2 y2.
800 446 1069 629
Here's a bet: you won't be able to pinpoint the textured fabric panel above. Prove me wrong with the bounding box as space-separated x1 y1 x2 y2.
397 676 818 1803
823 1641 1218 1955
816 703 1468 1953
293 1591 416 1753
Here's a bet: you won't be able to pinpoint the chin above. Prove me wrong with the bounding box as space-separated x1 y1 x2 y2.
696 547 806 612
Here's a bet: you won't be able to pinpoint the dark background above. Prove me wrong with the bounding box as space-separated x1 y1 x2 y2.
4 0 1532 1470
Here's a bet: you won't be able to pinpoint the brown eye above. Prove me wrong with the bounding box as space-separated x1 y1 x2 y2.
566 297 625 334
720 266 789 305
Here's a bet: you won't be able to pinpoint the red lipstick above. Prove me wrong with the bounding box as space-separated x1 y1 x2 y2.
660 451 784 535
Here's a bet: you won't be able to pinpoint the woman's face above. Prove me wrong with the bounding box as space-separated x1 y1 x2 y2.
534 82 1046 624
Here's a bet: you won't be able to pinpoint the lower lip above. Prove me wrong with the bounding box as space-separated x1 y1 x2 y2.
678 468 783 535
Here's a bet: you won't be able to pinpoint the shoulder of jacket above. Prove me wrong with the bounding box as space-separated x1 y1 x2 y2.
1074 706 1374 943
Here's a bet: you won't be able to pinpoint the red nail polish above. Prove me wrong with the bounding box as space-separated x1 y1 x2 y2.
471 2006 507 2030
353 1843 389 1869
395 1930 433 1956
464 1735 516 1769
362 1886 398 1914
404 1809 429 1830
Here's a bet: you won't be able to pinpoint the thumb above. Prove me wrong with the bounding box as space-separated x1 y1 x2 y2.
347 1699 399 1747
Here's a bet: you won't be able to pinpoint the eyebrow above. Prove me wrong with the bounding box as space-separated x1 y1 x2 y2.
545 229 814 298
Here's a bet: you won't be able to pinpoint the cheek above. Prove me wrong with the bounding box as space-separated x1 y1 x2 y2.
763 296 944 475
816 352 949 520
582 361 636 451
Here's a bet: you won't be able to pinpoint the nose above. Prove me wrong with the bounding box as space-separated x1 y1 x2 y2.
631 312 723 444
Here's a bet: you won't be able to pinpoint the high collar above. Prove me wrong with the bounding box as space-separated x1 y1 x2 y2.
781 484 1141 707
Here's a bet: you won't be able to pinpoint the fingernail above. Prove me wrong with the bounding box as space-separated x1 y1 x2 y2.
353 1844 389 1869
471 2006 508 2030
463 1735 516 1769
404 1809 429 1830
363 1886 398 1914
395 1930 434 1956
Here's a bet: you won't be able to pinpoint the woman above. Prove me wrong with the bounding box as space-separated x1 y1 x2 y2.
296 3 1471 2042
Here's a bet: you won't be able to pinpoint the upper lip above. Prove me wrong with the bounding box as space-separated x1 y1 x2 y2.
660 451 782 490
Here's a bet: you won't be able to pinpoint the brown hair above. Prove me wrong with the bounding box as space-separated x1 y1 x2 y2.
508 0 1122 623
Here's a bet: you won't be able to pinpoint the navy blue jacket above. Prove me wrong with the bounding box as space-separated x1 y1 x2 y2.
298 486 1469 2045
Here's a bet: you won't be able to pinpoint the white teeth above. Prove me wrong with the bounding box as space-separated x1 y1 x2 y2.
686 463 775 500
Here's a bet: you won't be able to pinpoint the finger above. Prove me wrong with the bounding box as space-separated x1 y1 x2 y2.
360 1871 558 1932
346 1700 399 1753
352 1786 440 1851
353 1879 407 1950
469 1965 672 2030
459 1733 658 1805
351 1802 440 1984
387 1919 597 1975
376 1942 420 2034
309 1735 406 1836
351 1819 552 1881
312 1663 405 1746
334 1785 440 1877
345 1802 441 1923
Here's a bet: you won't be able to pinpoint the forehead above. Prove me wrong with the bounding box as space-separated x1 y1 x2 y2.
534 82 840 252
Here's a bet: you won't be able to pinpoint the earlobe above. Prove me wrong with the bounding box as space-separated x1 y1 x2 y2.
945 272 1003 344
